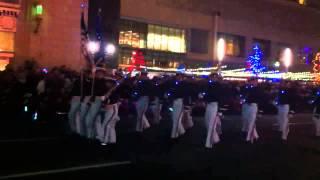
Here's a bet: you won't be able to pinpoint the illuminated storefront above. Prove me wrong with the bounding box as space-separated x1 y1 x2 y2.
147 24 186 53
0 0 19 71
118 19 187 68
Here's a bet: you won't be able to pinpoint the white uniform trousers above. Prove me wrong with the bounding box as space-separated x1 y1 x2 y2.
85 97 103 139
183 106 194 130
135 96 150 132
171 98 186 139
312 108 320 137
79 96 91 136
277 104 290 140
68 96 81 133
96 103 120 144
246 103 259 143
241 103 249 132
204 102 221 148
150 97 162 124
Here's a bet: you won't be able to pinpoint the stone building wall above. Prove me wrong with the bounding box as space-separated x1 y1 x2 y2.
15 0 88 70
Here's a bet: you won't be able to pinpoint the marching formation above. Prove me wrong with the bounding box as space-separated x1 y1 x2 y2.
67 68 320 148
1 61 320 148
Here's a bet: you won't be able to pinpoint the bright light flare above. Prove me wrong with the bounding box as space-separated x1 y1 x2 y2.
87 41 100 54
282 48 293 68
217 38 226 62
105 44 116 56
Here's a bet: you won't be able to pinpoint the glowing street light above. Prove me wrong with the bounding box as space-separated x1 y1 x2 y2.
274 61 280 68
217 38 226 62
87 41 100 55
105 43 116 56
282 48 293 72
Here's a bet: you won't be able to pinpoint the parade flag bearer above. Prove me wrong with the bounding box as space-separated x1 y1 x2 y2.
85 68 108 139
96 71 122 146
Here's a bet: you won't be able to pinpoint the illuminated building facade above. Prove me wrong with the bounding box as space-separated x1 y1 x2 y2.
0 0 19 70
118 0 320 69
118 19 188 68
3 0 320 70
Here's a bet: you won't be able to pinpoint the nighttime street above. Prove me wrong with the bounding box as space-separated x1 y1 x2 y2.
1 114 320 179
1 0 320 179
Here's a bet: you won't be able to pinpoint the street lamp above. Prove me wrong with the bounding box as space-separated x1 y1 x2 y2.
32 2 44 34
87 41 100 55
217 38 226 62
217 38 226 74
105 43 116 56
282 48 293 72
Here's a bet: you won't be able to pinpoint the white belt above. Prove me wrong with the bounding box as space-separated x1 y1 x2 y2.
95 96 106 101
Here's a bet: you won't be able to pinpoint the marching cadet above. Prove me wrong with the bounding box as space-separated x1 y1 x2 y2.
68 76 81 134
201 73 223 148
312 90 320 137
96 72 122 146
242 78 262 143
241 82 250 134
168 73 188 139
133 70 153 132
78 70 92 137
68 69 92 135
149 76 163 125
276 80 292 140
85 68 109 139
182 76 196 130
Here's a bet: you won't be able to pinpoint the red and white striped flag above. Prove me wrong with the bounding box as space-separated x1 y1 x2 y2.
80 9 90 64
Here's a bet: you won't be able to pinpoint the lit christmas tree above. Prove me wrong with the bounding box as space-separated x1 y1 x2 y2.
246 44 266 74
128 50 145 72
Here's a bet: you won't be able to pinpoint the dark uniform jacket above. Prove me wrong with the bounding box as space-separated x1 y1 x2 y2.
200 80 223 103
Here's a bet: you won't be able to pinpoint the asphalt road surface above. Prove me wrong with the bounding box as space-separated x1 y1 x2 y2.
1 114 320 179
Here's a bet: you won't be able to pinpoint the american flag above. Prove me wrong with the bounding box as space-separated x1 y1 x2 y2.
80 9 90 63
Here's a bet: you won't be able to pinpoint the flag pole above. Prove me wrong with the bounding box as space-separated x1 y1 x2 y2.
80 2 86 102
90 8 103 99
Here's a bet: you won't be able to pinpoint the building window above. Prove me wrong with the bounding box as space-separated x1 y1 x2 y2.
0 31 14 71
298 0 307 5
147 24 186 53
144 51 182 68
119 19 187 54
118 49 132 65
0 31 14 52
119 20 147 49
218 33 245 57
118 48 184 68
253 38 271 58
190 29 209 54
